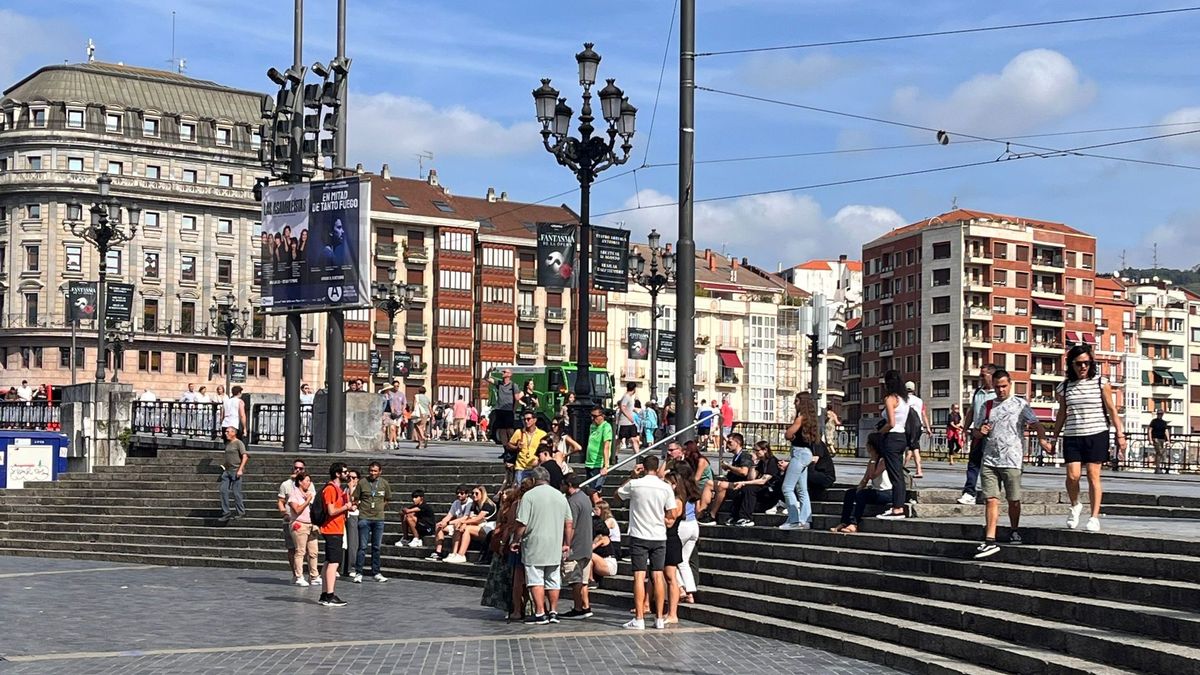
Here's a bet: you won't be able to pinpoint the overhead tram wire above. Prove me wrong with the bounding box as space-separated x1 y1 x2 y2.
696 6 1200 57
639 0 679 168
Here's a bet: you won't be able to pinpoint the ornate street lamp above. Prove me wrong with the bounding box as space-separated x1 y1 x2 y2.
372 266 415 380
209 292 251 394
63 175 140 383
630 228 676 403
534 42 637 441
104 322 135 383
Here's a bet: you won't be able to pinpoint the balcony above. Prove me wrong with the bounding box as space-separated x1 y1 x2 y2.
1031 285 1064 300
546 307 566 323
1031 312 1065 327
967 334 992 349
517 341 539 359
715 374 740 388
879 343 894 357
375 242 399 260
408 285 429 303
517 305 539 322
405 323 427 341
518 268 537 285
545 343 565 360
777 335 799 353
1031 340 1063 354
1031 255 1065 272
879 294 894 305
968 279 992 293
967 306 992 320
967 252 993 265
407 362 428 377
695 334 711 346
403 245 429 264
879 266 895 279
716 336 740 349
1030 368 1063 381
694 371 708 384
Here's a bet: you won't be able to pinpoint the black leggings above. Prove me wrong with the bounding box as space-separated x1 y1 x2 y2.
881 432 908 508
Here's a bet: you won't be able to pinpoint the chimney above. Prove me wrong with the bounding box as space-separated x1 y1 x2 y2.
731 257 740 270
486 187 497 202
427 168 439 186
499 191 508 201
703 248 711 263
741 256 749 267
839 254 847 262
354 163 364 174
381 163 391 180
708 254 717 272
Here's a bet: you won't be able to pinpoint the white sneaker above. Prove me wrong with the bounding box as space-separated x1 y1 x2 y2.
310 576 323 586
350 573 362 584
622 618 645 630
777 522 801 530
1085 516 1101 532
448 554 467 564
374 573 389 583
407 538 423 548
1066 503 1083 529
294 577 309 587
654 617 667 630
957 493 976 505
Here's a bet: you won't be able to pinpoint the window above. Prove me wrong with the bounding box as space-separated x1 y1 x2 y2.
437 308 471 328
1013 354 1028 371
31 109 47 127
993 325 1007 342
482 323 513 343
932 242 951 260
182 169 198 183
105 249 122 275
482 286 513 304
438 269 471 290
931 324 950 342
180 255 196 281
145 165 161 179
1015 245 1029 262
384 195 408 208
59 347 85 368
251 129 262 147
107 161 123 175
67 109 85 129
20 347 44 368
1081 253 1094 270
180 302 196 334
1014 299 1028 316
993 269 1007 286
27 156 42 170
439 231 471 252
248 356 270 377
175 352 199 374
138 350 162 372
216 127 232 146
932 380 950 398
24 293 39 326
1015 272 1029 289
993 242 1007 260
143 117 160 137
218 218 233 234
217 259 233 284
1015 327 1028 343
932 269 950 286
179 122 196 142
931 352 950 370
182 215 197 230
432 200 455 213
143 299 159 331
143 211 160 228
482 247 514 268
67 157 84 172
105 113 122 133
932 296 950 314
65 245 82 273
24 245 39 272
26 203 41 219
218 173 233 187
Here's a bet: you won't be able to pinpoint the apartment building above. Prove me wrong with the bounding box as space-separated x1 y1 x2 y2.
0 61 318 395
780 254 863 320
842 317 862 423
1092 275 1140 435
860 208 1098 426
1120 278 1194 434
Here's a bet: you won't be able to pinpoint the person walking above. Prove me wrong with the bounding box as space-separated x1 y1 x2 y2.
616 382 641 455
973 369 1053 558
876 370 911 520
384 383 407 450
958 365 997 504
616 455 675 630
351 461 391 583
286 471 320 586
560 474 595 620
584 407 614 489
277 459 308 574
903 381 932 479
1148 410 1171 473
641 401 659 446
492 369 518 444
823 405 841 448
779 394 818 529
218 425 248 523
1051 344 1127 533
221 385 247 440
946 403 964 466
412 386 432 449
453 395 469 441
512 467 573 625
719 396 735 441
318 463 353 607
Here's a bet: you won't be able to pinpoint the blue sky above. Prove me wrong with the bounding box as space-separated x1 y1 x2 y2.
3 1 1199 270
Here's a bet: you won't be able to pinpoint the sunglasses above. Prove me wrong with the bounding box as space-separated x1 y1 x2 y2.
1073 359 1092 366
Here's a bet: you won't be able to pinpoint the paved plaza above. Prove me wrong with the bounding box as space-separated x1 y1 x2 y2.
0 557 898 674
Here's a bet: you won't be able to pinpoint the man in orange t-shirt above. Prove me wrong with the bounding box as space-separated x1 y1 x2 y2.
319 462 353 607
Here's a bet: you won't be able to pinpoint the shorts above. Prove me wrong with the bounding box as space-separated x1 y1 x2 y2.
492 409 515 431
415 521 434 537
618 425 638 439
524 564 562 591
721 426 732 437
323 534 344 565
282 521 296 549
980 465 1022 502
597 556 618 576
1063 432 1110 465
628 536 667 573
480 521 497 535
562 557 592 586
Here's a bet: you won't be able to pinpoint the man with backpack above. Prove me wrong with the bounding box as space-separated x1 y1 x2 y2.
958 365 997 505
312 462 353 607
903 381 933 479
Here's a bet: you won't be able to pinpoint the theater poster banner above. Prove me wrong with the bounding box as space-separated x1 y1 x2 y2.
393 352 413 378
67 281 97 322
656 329 676 362
627 328 650 361
536 222 577 288
106 282 135 323
592 226 630 292
259 176 371 314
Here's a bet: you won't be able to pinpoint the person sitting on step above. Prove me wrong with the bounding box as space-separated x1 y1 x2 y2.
427 485 474 561
832 433 893 533
728 441 782 526
444 486 497 564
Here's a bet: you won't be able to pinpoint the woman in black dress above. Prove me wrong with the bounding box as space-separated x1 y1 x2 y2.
662 468 689 625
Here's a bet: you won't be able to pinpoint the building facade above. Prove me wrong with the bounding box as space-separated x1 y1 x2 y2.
1120 278 1194 434
780 254 863 320
0 61 319 396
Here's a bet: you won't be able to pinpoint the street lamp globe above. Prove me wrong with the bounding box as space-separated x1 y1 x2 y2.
598 79 623 123
619 98 638 138
634 250 647 277
663 251 677 275
553 99 573 138
126 203 142 229
532 79 559 124
96 174 111 198
647 228 661 251
575 43 601 87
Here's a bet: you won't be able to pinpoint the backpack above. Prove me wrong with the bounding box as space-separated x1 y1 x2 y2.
310 484 330 527
904 406 924 450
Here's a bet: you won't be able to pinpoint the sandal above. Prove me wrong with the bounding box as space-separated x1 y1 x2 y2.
842 524 858 534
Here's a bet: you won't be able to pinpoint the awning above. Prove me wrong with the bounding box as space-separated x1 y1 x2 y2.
1153 367 1176 385
1171 371 1187 385
1065 330 1080 344
1033 298 1065 310
1083 332 1096 345
717 350 743 369
1033 408 1056 422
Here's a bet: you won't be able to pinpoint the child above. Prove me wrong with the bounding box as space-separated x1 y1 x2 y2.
401 489 436 548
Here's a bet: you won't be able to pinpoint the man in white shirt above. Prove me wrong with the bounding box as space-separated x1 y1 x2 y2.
903 381 933 479
180 383 198 403
300 383 315 406
138 389 158 402
222 385 247 438
15 380 34 403
615 455 675 631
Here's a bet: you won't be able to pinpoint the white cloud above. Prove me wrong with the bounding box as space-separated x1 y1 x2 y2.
347 92 540 168
0 11 74 85
892 49 1095 136
614 189 903 268
1138 212 1200 270
1157 107 1200 152
737 52 853 90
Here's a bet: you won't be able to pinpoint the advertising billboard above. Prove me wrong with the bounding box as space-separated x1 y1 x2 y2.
106 282 135 323
592 226 630 292
536 222 577 288
67 281 97 322
259 176 371 314
627 328 650 361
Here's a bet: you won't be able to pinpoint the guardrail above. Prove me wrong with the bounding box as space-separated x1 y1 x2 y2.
250 403 313 446
733 421 859 456
0 401 61 431
131 401 222 439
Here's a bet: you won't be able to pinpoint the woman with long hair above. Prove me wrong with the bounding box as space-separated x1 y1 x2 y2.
877 370 911 519
662 471 686 624
780 392 820 529
1051 343 1126 532
412 386 431 449
670 463 701 605
480 487 517 617
549 417 582 468
590 500 619 582
682 440 714 516
447 485 497 562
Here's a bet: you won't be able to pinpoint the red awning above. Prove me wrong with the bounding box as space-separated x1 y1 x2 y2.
717 350 743 369
1033 407 1056 422
1034 298 1065 310
1065 330 1080 344
1083 332 1096 345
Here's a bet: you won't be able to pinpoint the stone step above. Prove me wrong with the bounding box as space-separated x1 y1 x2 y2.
700 550 1200 649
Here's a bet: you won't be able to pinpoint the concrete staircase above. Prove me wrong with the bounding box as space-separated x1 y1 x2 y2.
1 450 1198 675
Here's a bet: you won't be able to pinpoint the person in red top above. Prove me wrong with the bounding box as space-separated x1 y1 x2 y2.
319 462 353 607
720 397 735 440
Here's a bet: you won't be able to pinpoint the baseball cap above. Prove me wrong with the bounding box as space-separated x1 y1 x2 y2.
905 381 916 391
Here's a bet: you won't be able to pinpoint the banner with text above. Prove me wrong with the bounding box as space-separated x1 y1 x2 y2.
259 176 371 314
105 282 135 323
627 328 650 361
592 226 630 292
67 281 97 322
536 222 577 289
393 352 412 378
656 329 676 362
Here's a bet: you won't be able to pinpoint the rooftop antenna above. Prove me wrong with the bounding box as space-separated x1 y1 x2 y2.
86 39 95 63
1120 249 1127 270
1152 242 1159 270
415 151 434 178
167 11 187 74
951 196 958 209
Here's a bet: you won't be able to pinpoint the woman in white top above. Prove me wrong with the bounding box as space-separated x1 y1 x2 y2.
877 370 910 520
549 418 581 471
412 386 432 449
1051 344 1126 532
832 433 894 533
287 472 320 585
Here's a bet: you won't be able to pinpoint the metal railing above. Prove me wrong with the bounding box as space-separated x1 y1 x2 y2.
251 403 313 446
734 421 859 456
579 418 706 489
0 401 61 430
131 401 222 439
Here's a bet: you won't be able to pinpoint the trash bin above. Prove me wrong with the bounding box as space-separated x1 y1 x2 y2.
0 430 70 489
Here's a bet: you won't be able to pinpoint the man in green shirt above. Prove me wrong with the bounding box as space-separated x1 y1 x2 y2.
585 407 614 489
350 461 391 583
512 466 573 625
219 426 248 522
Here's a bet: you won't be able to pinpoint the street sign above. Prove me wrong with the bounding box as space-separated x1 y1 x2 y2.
592 226 630 292
105 282 134 323
536 222 576 288
230 361 248 383
656 329 676 362
67 281 97 322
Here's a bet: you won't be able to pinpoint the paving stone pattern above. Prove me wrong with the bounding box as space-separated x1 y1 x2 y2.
0 557 898 675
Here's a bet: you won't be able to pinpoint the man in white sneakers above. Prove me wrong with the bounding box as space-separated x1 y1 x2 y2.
958 365 997 505
616 455 675 630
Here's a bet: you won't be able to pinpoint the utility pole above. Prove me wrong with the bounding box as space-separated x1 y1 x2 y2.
282 0 304 454
675 0 697 437
324 0 348 454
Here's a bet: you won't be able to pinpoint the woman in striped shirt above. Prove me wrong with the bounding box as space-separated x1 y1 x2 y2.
1051 344 1127 532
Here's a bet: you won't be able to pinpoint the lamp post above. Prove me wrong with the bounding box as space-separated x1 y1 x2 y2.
534 42 637 441
630 229 676 403
371 267 415 380
104 322 135 383
209 292 251 395
63 175 140 383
